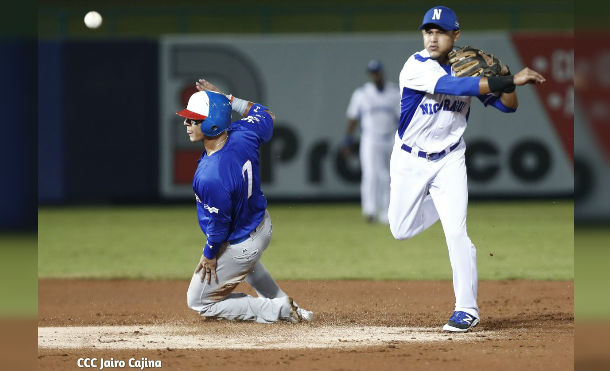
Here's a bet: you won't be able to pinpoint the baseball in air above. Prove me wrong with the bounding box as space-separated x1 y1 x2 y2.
84 11 103 29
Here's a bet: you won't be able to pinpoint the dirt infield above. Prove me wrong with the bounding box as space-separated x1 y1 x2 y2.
38 280 573 370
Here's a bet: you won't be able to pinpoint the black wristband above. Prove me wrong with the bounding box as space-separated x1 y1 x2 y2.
502 84 516 93
488 75 515 93
502 67 515 92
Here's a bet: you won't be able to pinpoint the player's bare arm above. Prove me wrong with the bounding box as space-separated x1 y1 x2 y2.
345 119 358 137
196 78 274 120
478 67 546 94
512 67 547 85
478 67 546 108
498 88 518 109
341 118 359 157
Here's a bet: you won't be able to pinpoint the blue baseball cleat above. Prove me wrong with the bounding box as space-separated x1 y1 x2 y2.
442 311 479 332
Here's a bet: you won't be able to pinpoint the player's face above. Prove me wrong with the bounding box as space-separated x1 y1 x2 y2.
184 118 204 142
422 27 460 63
368 71 384 85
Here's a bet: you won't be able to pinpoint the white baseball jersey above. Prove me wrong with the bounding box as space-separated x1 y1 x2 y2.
346 81 400 223
389 48 494 322
346 81 400 137
398 49 472 153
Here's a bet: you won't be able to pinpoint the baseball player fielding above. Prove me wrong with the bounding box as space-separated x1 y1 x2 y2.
388 6 545 332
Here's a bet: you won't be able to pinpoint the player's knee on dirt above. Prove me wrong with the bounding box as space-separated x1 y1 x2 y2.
186 289 201 312
186 278 213 312
187 291 218 314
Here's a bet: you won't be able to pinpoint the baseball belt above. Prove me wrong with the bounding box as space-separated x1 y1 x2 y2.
228 210 268 245
401 139 461 161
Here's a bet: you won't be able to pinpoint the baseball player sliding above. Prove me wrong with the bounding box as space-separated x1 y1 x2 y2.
179 78 313 323
343 60 400 224
389 6 545 332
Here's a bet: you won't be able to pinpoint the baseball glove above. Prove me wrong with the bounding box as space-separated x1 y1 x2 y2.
448 46 508 77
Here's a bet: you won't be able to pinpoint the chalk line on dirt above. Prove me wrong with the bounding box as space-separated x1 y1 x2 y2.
39 325 495 350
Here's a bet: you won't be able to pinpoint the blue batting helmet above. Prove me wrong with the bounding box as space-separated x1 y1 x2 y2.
176 91 232 137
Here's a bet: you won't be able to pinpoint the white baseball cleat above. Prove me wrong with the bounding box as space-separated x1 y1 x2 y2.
286 296 314 323
296 307 315 322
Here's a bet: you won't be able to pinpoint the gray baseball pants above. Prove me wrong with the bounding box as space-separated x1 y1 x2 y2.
186 210 294 323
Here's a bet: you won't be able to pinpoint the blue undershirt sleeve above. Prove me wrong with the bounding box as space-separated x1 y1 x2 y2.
434 75 481 96
203 241 222 259
477 94 517 113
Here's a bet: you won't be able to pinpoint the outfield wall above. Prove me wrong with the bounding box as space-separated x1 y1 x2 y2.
0 42 36 229
37 33 585 210
159 33 573 201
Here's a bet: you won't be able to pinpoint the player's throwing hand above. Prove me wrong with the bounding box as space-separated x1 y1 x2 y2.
513 67 546 85
196 78 223 94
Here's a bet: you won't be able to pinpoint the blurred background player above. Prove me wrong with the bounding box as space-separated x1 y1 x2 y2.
388 6 546 332
343 60 400 224
180 78 313 324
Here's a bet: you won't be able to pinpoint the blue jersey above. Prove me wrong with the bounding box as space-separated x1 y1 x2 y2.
193 104 273 258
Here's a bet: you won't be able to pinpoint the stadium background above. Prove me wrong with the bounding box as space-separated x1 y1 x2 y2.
33 0 580 284
3 0 610 369
35 0 578 207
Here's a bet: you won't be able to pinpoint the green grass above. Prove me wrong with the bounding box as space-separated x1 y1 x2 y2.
38 201 573 280
575 227 609 319
0 233 37 317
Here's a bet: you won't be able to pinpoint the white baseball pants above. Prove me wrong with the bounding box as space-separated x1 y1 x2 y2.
388 137 479 318
360 134 394 223
186 211 294 323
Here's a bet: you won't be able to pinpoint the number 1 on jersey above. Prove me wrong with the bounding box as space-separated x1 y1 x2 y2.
242 160 253 199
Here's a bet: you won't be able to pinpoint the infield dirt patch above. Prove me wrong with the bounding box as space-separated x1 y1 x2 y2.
38 280 573 370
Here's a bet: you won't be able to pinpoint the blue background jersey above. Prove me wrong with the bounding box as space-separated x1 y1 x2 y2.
193 104 273 248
